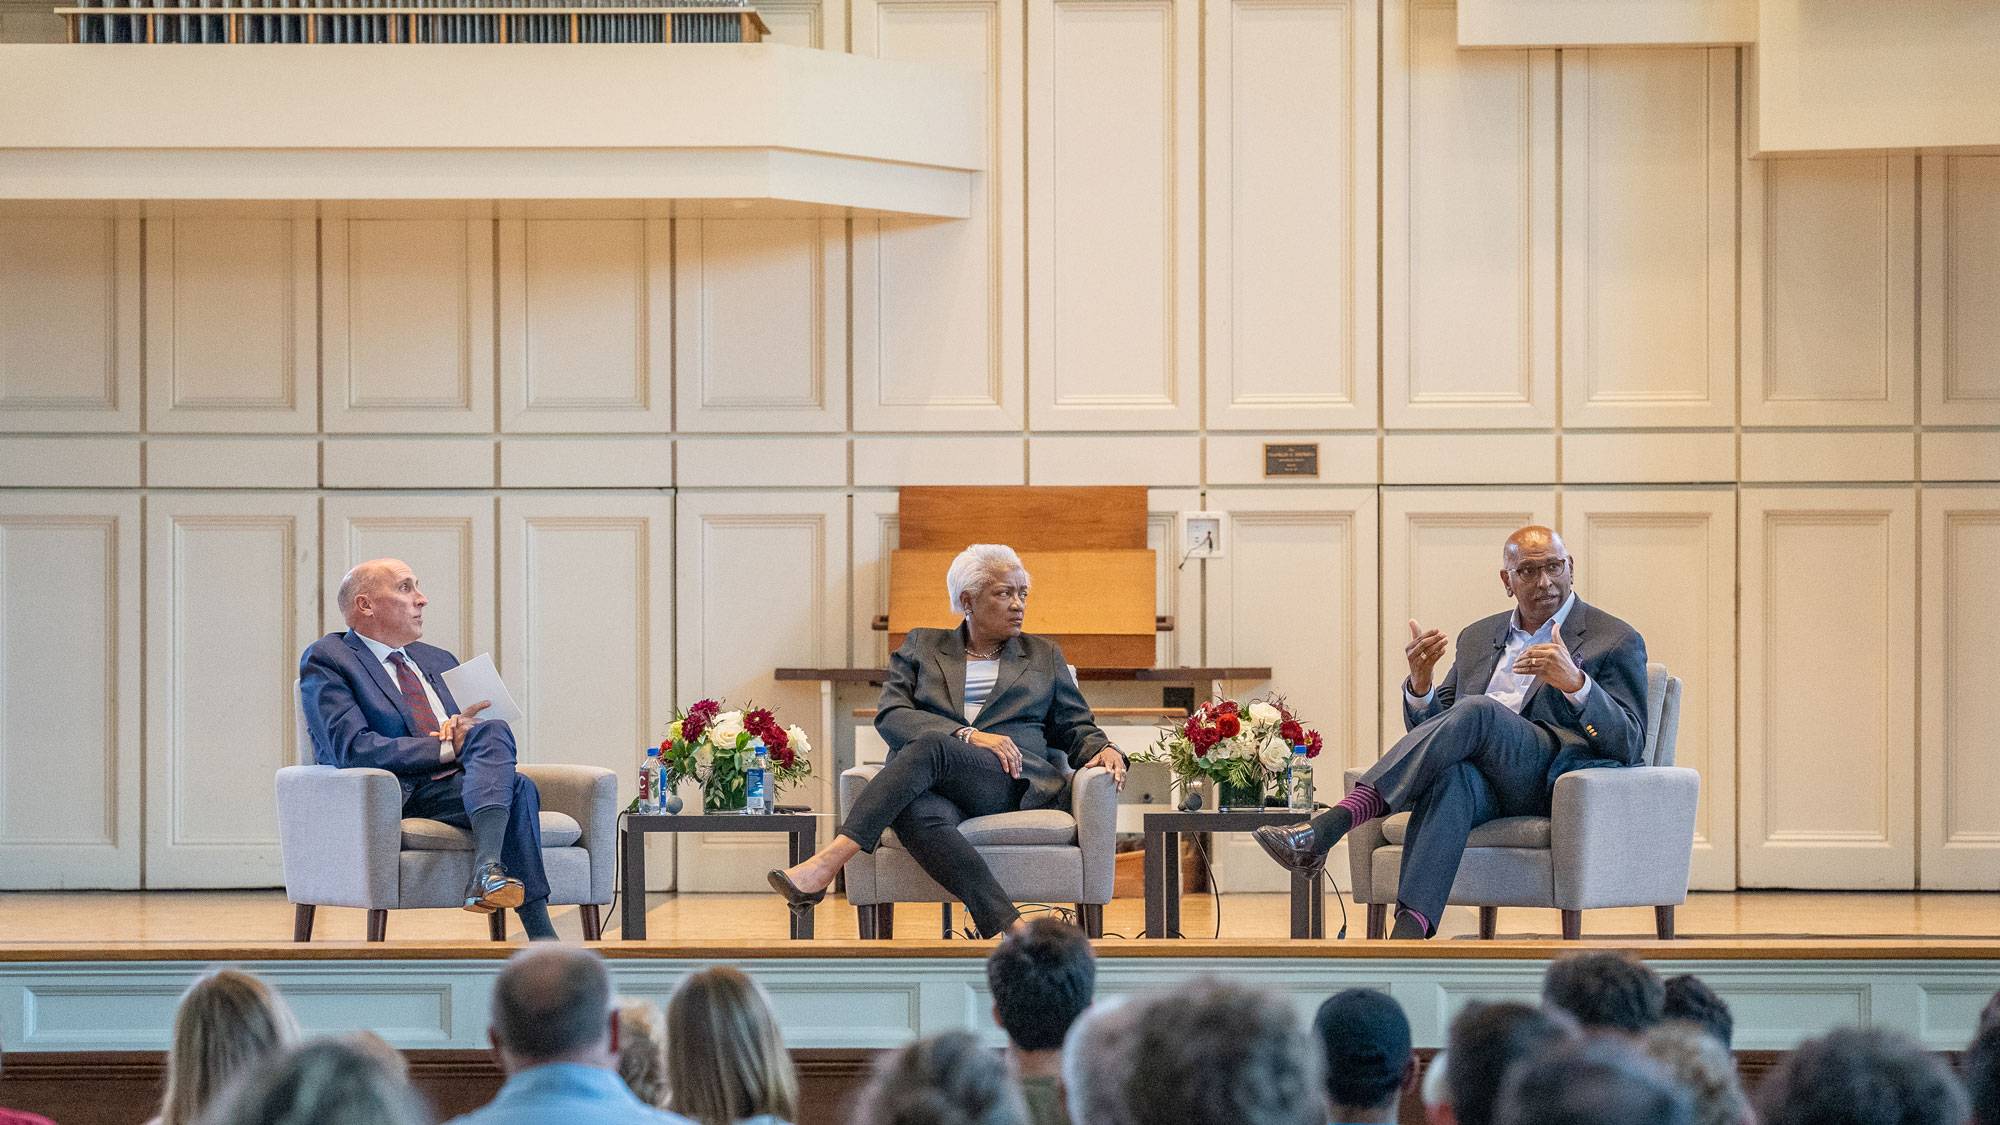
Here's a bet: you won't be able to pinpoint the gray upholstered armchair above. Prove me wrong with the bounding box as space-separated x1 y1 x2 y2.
276 690 618 942
1345 662 1695 940
839 764 1118 938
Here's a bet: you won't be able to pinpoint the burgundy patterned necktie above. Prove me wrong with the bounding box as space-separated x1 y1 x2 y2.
387 651 441 736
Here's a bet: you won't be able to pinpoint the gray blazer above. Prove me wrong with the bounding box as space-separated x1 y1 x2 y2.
876 624 1112 810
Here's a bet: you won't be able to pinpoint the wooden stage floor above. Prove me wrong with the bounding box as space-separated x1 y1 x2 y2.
2 888 1995 948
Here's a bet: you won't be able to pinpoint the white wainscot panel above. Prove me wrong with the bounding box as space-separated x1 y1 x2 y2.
1739 488 1916 888
757 0 843 46
144 493 316 887
1560 48 1735 429
0 494 140 889
1744 154 1917 427
1202 488 1378 891
852 0 1023 432
1559 490 1736 889
675 219 845 434
1921 154 2000 426
322 495 496 665
1919 489 2000 888
675 491 847 890
1383 0 1554 430
322 207 494 434
498 216 670 434
0 204 139 433
144 203 317 434
1379 489 1554 748
1026 0 1198 431
1205 0 1375 430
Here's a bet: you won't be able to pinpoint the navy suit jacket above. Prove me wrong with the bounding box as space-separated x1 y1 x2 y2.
300 631 467 785
1403 598 1649 787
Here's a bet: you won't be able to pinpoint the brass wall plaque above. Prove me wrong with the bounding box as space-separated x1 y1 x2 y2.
1263 442 1320 478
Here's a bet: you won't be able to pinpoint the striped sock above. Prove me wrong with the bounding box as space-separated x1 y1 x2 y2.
1393 905 1432 938
1336 783 1386 824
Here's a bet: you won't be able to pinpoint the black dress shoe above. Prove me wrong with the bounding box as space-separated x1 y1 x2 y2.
464 861 525 913
1252 822 1327 874
767 868 827 910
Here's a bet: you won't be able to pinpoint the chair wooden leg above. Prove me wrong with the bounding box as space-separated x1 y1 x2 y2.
366 909 388 942
941 902 954 938
1560 909 1582 940
488 909 507 942
877 903 894 939
1077 903 1104 938
292 904 316 942
1654 905 1676 940
1479 906 1498 940
580 904 603 942
1366 903 1387 940
857 905 877 940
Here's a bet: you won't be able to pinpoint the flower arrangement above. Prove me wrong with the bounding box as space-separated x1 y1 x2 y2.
661 698 813 812
1138 697 1322 809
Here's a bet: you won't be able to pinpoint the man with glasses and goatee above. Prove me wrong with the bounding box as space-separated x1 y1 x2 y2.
1254 526 1649 940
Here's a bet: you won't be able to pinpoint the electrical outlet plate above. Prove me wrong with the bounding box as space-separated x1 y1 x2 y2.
1177 511 1226 559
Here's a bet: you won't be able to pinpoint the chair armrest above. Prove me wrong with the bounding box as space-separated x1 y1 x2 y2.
1071 766 1117 904
1342 768 1390 904
840 764 883 820
274 765 402 910
1551 766 1701 910
520 764 618 904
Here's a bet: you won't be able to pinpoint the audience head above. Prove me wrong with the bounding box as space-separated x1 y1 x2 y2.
488 947 617 1072
1312 988 1414 1121
987 918 1096 1054
1419 1050 1453 1125
1496 1037 1692 1125
614 998 669 1108
1062 997 1142 1125
337 557 426 645
1542 951 1666 1036
1640 1021 1751 1125
664 966 798 1125
1966 1020 2000 1125
1661 975 1734 1049
852 1029 1028 1125
945 543 1030 624
1445 1001 1575 1125
1112 978 1324 1125
198 1036 430 1125
1755 1027 1969 1125
160 969 301 1125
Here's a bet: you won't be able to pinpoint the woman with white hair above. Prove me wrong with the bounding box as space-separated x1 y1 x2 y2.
768 543 1126 937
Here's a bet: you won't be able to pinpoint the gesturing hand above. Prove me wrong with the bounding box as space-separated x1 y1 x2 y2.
967 729 1023 778
432 700 491 753
1083 746 1128 790
1405 618 1448 695
1511 620 1585 694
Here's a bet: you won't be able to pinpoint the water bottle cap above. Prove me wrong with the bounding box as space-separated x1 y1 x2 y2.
1292 744 1309 754
645 745 661 757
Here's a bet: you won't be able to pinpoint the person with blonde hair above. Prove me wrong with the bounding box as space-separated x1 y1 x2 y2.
1639 1022 1752 1125
150 969 300 1125
616 999 670 1108
198 1036 430 1125
664 968 798 1125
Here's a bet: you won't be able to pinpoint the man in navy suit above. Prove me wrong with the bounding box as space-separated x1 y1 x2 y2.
1256 526 1649 940
300 558 558 941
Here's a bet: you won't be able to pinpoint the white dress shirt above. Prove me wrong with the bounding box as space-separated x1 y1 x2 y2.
356 632 457 763
1408 592 1593 714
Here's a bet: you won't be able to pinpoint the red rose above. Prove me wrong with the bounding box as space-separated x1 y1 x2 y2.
1217 700 1240 715
1216 714 1241 738
765 727 789 753
771 743 795 768
1193 742 1209 758
1279 720 1304 745
1189 723 1216 749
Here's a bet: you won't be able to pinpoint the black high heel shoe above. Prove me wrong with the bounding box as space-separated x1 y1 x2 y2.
767 868 828 909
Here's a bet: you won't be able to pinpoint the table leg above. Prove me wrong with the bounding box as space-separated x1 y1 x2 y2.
1311 867 1326 938
621 826 647 941
1143 828 1164 939
1163 831 1182 939
1290 869 1310 939
790 824 816 939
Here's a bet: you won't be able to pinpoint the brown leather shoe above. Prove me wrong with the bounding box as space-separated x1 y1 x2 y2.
1252 822 1327 874
464 861 525 912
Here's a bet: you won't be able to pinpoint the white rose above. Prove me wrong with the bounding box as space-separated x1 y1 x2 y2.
1258 739 1293 771
1247 701 1283 727
707 711 745 747
785 724 812 758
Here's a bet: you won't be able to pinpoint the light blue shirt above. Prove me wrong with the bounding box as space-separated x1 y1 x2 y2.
445 1062 694 1125
1409 592 1592 712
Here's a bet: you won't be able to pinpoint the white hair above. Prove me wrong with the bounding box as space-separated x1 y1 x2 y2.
1063 998 1140 1125
1421 1048 1451 1111
944 544 1028 617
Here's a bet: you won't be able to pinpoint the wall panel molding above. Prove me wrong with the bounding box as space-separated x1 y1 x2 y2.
0 204 140 434
1919 488 2000 888
321 495 495 664
675 219 846 434
1920 154 2000 426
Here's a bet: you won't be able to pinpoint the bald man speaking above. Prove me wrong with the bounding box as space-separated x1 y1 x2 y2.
1255 526 1649 940
299 559 558 941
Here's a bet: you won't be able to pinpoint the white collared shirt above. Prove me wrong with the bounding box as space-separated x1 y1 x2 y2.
1408 592 1593 714
355 632 456 763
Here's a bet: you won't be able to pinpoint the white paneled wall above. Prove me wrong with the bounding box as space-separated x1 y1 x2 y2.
0 0 1996 895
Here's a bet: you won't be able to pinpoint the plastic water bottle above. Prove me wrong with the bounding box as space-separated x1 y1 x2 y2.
640 745 662 812
1287 744 1314 812
745 742 770 814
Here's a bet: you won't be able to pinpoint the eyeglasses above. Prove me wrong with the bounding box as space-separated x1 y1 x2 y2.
1507 559 1570 582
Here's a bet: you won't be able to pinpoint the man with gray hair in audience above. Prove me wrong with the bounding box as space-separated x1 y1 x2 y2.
449 947 693 1124
1495 1038 1692 1125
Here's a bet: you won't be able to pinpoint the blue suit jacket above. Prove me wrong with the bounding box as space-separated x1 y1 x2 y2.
300 631 467 784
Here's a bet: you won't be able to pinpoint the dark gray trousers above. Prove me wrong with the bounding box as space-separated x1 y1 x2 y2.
1361 696 1557 927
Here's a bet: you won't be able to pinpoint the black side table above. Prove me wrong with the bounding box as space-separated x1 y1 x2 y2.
1142 809 1327 940
620 813 819 940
